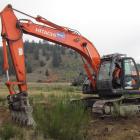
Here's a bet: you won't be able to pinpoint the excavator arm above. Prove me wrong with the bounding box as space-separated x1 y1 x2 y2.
0 4 100 126
1 5 27 94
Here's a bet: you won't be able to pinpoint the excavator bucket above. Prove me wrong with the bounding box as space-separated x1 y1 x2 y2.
7 92 35 126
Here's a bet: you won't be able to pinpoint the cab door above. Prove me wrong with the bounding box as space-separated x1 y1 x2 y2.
122 58 140 93
97 59 113 96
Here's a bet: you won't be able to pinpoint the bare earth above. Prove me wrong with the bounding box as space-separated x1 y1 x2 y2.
88 117 140 140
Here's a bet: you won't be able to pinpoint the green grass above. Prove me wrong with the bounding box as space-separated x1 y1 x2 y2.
33 94 90 140
0 123 24 140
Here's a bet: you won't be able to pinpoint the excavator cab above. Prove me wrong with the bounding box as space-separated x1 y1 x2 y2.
82 54 140 117
96 53 140 98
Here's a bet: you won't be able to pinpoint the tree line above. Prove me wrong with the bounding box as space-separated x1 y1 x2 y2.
0 40 79 76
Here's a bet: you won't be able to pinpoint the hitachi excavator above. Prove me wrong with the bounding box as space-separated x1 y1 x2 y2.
0 4 140 126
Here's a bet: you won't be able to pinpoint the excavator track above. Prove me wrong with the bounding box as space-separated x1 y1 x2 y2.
7 92 35 127
92 96 140 117
92 98 122 116
73 96 140 118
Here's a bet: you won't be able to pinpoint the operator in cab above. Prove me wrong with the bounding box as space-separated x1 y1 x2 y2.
112 63 122 89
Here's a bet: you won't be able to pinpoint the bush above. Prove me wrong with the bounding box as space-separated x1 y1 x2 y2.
34 95 89 140
46 54 50 61
40 60 46 67
52 48 62 67
42 48 47 56
0 123 17 140
26 61 32 73
45 69 49 76
34 48 39 60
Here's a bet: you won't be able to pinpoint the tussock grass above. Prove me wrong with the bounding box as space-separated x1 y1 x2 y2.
0 123 23 140
34 94 90 140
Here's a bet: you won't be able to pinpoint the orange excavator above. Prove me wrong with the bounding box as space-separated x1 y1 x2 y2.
1 5 140 126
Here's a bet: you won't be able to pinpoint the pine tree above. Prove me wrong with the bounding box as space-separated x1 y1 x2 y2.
52 47 62 67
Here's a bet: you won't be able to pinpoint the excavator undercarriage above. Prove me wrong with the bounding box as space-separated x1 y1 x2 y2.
78 95 140 118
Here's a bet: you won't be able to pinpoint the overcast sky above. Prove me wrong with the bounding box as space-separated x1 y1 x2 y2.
0 0 140 60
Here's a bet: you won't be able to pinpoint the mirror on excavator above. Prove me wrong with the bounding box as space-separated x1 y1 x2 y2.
83 53 140 98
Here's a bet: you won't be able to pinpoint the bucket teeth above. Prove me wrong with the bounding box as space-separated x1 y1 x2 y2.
7 92 36 127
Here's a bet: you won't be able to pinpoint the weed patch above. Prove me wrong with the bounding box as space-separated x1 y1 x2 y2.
34 94 90 140
0 123 21 140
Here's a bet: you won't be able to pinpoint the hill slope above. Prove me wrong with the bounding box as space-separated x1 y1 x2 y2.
0 40 84 82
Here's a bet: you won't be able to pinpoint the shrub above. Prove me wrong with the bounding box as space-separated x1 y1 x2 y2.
40 60 46 67
45 69 49 76
52 48 62 67
34 48 39 60
26 61 32 73
46 54 50 61
42 49 46 56
0 123 17 140
34 95 90 140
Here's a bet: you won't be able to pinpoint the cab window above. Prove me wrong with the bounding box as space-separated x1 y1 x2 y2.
98 61 111 80
124 59 138 89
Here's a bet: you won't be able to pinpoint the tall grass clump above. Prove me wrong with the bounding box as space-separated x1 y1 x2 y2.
34 94 90 140
0 123 21 140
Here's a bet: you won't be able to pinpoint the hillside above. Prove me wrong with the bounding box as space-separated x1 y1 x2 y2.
0 40 84 82
1 41 140 83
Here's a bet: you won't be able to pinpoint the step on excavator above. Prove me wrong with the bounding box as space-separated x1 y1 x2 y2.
0 4 140 126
